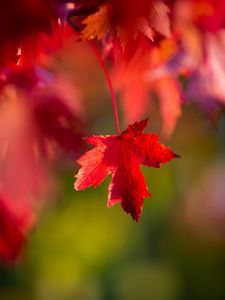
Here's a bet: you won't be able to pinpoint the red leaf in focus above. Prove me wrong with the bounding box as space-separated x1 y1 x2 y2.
75 119 178 221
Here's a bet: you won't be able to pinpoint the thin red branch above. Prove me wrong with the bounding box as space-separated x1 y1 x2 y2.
67 16 121 135
88 41 121 135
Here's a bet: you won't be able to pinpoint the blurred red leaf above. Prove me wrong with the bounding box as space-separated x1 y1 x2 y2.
0 0 58 68
114 39 182 138
0 194 34 263
79 0 171 52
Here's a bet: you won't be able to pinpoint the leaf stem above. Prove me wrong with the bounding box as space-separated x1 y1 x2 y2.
88 41 121 135
67 16 121 135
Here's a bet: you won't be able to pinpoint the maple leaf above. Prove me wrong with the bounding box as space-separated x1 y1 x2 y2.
75 119 178 221
0 67 84 205
113 39 181 138
82 5 110 40
79 0 171 52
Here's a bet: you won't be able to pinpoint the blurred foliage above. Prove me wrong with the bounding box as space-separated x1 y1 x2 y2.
1 48 225 300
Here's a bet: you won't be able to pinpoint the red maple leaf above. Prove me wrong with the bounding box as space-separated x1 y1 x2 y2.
70 0 171 55
75 119 178 221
